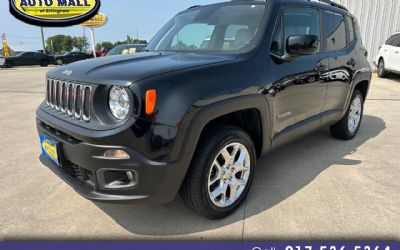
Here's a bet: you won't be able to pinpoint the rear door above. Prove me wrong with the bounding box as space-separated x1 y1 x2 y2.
321 11 355 116
30 52 40 65
269 7 328 146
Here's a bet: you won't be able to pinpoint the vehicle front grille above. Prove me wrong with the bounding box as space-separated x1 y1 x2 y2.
46 79 92 122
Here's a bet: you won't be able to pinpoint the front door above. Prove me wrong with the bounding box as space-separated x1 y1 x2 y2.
268 7 328 147
21 52 35 66
69 53 80 63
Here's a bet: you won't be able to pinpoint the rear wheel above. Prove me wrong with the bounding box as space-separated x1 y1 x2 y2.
181 126 256 219
378 58 387 78
56 59 63 65
330 89 364 140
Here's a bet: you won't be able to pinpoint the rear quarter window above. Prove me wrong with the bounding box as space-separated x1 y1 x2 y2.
346 16 355 42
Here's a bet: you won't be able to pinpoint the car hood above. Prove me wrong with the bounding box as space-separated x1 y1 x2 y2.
48 52 235 85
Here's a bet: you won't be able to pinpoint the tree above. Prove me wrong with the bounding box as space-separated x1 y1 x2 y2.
46 35 73 55
95 41 114 50
114 36 147 46
72 36 88 52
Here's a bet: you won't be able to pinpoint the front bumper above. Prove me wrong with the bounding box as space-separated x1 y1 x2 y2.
36 112 189 205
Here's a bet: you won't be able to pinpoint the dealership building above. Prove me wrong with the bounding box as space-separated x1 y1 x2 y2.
332 0 400 68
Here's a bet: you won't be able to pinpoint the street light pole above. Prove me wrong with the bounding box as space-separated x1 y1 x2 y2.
40 27 46 53
83 27 87 51
90 27 96 58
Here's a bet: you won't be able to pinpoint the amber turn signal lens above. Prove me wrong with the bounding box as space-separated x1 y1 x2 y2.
145 89 157 115
103 150 130 160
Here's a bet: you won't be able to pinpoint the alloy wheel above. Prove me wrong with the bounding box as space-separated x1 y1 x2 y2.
207 142 251 208
348 95 362 134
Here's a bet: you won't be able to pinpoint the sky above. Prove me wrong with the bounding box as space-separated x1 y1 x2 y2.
0 0 223 51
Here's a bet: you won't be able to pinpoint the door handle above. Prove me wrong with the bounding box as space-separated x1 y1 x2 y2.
395 51 400 54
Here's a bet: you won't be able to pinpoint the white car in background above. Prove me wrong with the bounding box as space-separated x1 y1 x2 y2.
375 32 400 78
0 56 4 68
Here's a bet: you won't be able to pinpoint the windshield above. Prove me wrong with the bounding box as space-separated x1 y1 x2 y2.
147 3 268 54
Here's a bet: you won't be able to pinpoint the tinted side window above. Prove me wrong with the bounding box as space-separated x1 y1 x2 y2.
324 11 347 51
394 36 400 47
387 34 400 47
385 35 397 45
346 16 355 42
283 7 321 53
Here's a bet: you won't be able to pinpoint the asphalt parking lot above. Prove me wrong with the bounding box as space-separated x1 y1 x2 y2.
0 66 399 240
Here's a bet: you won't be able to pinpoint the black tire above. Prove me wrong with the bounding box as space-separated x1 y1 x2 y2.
5 61 13 68
378 58 387 78
180 125 256 220
56 59 63 65
330 89 364 140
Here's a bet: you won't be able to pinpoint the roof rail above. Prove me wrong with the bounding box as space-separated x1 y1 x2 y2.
316 0 348 11
230 0 267 2
187 5 201 10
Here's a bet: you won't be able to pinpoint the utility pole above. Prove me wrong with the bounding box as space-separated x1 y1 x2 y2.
90 27 96 58
40 27 46 53
83 26 87 51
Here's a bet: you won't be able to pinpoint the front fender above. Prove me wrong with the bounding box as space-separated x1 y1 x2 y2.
169 94 272 163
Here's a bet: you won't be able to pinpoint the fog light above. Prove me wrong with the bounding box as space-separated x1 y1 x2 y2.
103 149 130 160
97 169 138 190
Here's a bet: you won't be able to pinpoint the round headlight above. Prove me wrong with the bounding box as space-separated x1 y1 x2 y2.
109 86 131 120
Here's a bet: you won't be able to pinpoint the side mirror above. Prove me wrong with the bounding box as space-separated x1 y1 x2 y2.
286 35 319 56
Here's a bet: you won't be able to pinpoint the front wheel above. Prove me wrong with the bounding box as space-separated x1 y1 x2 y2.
181 126 256 219
330 89 364 140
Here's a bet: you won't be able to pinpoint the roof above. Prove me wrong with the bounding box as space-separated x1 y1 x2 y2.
199 0 348 13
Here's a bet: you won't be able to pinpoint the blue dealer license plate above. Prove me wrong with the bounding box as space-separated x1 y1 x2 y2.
40 134 59 165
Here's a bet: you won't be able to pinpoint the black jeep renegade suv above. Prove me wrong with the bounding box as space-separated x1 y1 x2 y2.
36 0 372 219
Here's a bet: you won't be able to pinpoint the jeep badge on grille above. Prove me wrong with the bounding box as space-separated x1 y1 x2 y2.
62 70 73 76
